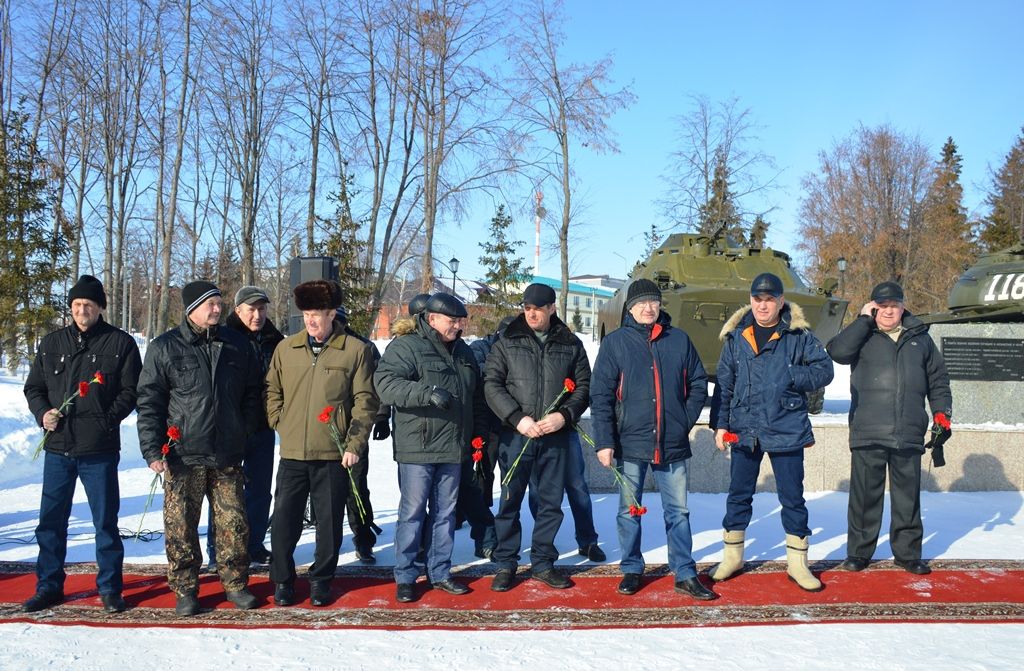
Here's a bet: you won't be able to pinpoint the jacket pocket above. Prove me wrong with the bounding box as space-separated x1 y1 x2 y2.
780 392 806 412
170 355 201 393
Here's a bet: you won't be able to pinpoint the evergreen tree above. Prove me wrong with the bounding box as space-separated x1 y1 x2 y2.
918 137 974 312
571 305 584 333
320 192 375 337
697 147 743 242
748 214 770 248
0 110 66 372
642 222 662 256
477 205 530 333
979 127 1024 251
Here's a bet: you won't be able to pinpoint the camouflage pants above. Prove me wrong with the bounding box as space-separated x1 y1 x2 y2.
163 463 249 596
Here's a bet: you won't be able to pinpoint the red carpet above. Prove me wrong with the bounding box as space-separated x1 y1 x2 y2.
2 560 1022 630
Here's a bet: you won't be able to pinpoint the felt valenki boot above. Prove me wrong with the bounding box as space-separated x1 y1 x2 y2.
710 530 745 581
785 533 823 592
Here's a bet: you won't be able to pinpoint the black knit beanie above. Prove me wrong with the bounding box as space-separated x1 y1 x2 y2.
625 279 662 310
67 275 107 309
182 280 222 315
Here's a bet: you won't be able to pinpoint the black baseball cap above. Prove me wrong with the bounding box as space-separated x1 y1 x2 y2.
750 272 784 298
522 283 556 307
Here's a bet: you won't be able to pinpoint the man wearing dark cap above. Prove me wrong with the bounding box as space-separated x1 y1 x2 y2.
23 275 142 613
265 280 379 607
827 281 952 575
710 272 834 592
375 292 488 602
137 280 264 615
204 286 283 566
484 282 591 592
591 278 715 600
408 293 431 316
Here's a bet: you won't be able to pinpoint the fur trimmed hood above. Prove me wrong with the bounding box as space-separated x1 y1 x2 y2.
719 301 810 341
391 316 418 337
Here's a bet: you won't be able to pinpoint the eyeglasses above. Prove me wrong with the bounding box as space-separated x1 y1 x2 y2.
633 300 661 309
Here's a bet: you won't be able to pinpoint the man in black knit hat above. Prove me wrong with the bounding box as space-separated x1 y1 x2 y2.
23 275 142 613
137 280 264 616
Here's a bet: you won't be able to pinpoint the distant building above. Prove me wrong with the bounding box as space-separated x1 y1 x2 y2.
517 275 616 339
370 276 492 340
569 274 625 292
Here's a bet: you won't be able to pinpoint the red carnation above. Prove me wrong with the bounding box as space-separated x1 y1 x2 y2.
471 436 484 450
318 406 334 424
93 370 105 385
78 381 89 398
638 506 648 516
472 450 483 463
167 425 181 441
161 443 170 455
934 412 951 430
564 378 576 393
723 431 739 446
629 505 639 517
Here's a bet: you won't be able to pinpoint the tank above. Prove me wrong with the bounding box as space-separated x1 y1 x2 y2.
920 243 1024 324
597 226 849 379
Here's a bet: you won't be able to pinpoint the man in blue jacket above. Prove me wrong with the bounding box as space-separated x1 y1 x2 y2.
826 281 952 575
590 279 716 600
710 273 834 592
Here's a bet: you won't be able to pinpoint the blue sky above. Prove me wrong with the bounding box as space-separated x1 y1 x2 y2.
436 0 1024 285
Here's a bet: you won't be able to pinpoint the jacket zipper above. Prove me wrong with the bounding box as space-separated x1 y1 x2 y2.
649 331 663 465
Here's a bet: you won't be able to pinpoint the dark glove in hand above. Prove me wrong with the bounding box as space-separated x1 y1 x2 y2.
429 386 453 411
925 419 952 468
372 420 391 441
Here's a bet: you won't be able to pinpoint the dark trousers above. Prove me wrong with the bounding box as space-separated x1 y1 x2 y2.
847 447 923 561
493 431 567 573
270 459 349 586
529 431 598 547
345 447 376 547
207 428 276 559
456 459 497 550
35 451 124 596
722 445 811 537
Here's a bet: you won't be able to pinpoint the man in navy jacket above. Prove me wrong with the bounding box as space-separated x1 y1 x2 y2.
710 273 833 592
590 279 715 600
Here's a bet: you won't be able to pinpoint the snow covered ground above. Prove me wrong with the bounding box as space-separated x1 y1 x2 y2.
1 348 1023 670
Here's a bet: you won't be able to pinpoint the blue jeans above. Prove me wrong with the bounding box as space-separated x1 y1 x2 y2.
529 431 597 547
208 428 276 559
36 451 124 595
722 446 811 537
616 458 696 580
394 463 460 584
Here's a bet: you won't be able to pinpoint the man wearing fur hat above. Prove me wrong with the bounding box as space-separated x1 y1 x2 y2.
827 281 952 576
710 272 834 592
23 275 142 613
265 280 379 607
590 278 714 600
374 292 488 603
137 280 264 615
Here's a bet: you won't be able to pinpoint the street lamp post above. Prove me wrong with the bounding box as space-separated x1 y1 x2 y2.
837 257 847 297
449 257 460 295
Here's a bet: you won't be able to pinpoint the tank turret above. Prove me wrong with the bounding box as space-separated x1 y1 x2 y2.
921 243 1024 324
597 226 849 379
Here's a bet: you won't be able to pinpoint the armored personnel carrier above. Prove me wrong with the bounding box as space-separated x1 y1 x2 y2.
597 227 849 379
921 243 1024 324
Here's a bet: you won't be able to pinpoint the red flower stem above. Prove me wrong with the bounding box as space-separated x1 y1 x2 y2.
611 466 643 511
500 385 572 495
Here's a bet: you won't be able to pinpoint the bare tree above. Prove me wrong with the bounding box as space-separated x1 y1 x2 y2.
507 0 634 316
660 94 780 236
797 124 933 305
205 0 283 285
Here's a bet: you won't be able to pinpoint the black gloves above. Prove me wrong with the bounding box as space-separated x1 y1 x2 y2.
428 386 453 411
925 412 952 468
372 420 391 441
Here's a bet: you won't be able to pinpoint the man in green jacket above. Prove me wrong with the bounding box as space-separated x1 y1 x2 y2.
266 280 379 607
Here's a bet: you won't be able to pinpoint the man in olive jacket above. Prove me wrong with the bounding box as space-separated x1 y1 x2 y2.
136 281 263 616
23 275 142 614
266 280 379 607
484 283 591 593
374 292 488 603
827 281 952 575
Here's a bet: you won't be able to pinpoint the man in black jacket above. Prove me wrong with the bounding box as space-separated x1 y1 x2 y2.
484 283 591 592
827 281 952 575
206 286 284 567
23 275 142 614
136 281 264 615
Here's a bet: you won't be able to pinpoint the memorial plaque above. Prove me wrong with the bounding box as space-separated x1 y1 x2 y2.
941 337 1024 381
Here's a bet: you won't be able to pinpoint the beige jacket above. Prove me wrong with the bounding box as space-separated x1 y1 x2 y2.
266 323 380 460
